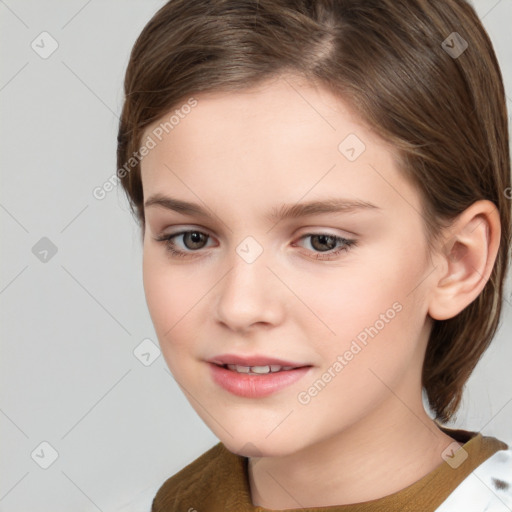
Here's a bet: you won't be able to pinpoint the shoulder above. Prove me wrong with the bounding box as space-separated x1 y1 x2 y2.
151 442 237 511
435 443 512 511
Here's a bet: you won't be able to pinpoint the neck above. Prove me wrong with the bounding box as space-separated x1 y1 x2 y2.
248 396 457 508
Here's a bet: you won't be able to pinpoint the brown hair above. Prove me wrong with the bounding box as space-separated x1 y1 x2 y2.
117 0 511 422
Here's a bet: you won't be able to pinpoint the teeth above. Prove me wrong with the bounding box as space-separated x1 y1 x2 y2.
227 364 250 373
226 364 295 374
251 365 271 374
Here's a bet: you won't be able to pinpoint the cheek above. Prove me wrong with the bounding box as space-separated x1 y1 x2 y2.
142 254 206 382
298 252 411 341
303 242 428 375
142 250 200 343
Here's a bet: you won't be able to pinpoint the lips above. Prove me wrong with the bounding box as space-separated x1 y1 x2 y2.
207 353 312 397
208 362 311 398
208 353 307 368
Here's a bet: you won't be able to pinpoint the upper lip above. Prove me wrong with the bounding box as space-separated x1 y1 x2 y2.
208 354 309 368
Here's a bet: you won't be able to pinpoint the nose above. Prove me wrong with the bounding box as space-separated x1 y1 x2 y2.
214 248 286 333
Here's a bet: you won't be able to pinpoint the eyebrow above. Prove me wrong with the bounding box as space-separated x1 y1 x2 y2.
144 194 381 222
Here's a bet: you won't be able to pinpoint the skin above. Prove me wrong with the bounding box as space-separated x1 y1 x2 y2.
140 74 500 508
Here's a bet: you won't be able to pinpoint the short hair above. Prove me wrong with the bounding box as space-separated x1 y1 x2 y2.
117 0 511 422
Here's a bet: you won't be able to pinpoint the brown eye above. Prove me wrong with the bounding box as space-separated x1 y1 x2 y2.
155 230 214 258
294 233 357 261
182 231 209 250
309 234 338 252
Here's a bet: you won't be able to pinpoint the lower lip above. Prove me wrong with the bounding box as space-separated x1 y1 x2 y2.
208 363 311 398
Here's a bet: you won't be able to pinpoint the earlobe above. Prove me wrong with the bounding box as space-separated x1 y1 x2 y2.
428 200 501 321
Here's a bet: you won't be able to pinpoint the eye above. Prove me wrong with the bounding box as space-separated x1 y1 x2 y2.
154 230 214 258
154 230 356 261
294 233 356 260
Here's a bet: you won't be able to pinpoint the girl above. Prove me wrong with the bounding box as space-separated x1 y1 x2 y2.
117 0 511 510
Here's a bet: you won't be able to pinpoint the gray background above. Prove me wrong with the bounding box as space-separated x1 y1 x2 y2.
0 1 511 511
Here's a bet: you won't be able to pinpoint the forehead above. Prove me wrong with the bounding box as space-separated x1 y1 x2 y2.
140 76 421 218
143 76 369 149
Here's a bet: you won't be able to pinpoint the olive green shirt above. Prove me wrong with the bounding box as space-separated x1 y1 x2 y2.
152 428 508 512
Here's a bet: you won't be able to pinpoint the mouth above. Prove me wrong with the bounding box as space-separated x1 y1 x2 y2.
208 353 309 369
207 356 313 398
213 363 304 374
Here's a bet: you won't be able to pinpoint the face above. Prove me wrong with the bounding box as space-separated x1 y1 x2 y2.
140 75 437 458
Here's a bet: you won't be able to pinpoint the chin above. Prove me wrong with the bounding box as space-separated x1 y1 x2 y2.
217 429 305 459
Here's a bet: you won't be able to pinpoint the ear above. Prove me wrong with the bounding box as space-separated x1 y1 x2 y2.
428 200 501 321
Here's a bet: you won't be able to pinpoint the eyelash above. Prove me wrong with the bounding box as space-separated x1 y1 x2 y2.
154 230 357 260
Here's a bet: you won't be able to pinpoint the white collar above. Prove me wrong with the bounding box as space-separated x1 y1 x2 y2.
435 448 512 511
